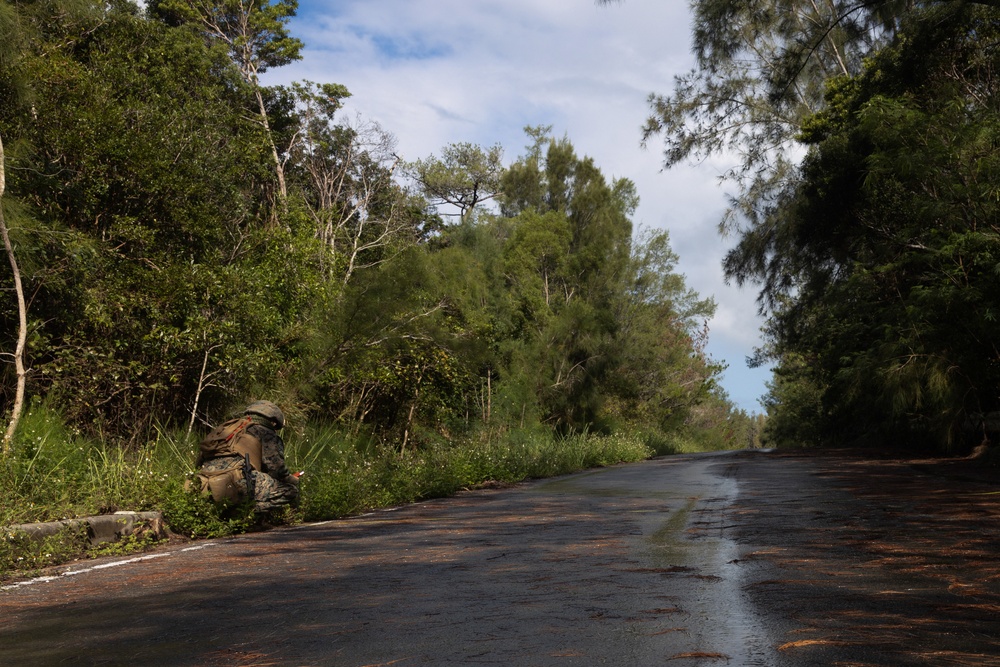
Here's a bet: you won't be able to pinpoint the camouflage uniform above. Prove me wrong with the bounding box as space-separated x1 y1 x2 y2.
245 415 299 512
198 402 299 512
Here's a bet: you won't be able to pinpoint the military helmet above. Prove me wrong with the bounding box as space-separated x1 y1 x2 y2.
245 400 285 429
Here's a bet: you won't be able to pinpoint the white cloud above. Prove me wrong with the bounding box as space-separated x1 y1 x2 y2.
265 0 771 412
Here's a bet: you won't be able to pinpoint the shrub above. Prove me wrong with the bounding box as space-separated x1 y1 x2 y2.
157 479 256 539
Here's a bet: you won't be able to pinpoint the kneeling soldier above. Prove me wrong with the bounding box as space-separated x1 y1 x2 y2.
195 400 300 512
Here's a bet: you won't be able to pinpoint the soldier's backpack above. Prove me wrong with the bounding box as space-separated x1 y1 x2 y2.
197 416 264 470
192 417 264 505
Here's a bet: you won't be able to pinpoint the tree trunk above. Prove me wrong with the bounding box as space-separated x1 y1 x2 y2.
188 341 222 437
254 86 287 202
0 134 28 453
401 370 425 454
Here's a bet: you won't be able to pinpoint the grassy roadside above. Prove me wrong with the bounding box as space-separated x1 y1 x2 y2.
1 404 718 579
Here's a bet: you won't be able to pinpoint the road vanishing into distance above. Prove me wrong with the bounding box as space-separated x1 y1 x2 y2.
4 449 1000 666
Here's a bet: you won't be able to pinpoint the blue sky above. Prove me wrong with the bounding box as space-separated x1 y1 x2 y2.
264 0 774 413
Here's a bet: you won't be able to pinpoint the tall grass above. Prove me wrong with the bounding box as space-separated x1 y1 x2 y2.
288 427 656 521
0 404 194 527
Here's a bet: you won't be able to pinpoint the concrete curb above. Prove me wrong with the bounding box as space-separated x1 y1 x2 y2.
4 511 166 547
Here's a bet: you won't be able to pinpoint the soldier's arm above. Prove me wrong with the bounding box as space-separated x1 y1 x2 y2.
255 426 292 480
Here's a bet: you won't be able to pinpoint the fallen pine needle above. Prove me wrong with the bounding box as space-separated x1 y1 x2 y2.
779 639 854 651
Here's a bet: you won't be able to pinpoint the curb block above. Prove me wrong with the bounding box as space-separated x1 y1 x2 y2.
4 511 166 547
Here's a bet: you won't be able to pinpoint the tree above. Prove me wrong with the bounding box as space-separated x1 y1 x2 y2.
404 143 504 223
0 0 742 448
748 4 1000 449
608 228 720 429
759 351 826 448
149 0 303 202
600 0 995 231
285 81 422 286
623 0 887 233
598 0 1000 449
0 0 65 450
379 129 727 440
302 242 487 444
498 130 664 432
0 131 26 452
0 1 321 440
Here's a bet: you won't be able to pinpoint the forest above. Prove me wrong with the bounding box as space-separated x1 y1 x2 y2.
632 0 1000 453
0 0 763 562
0 0 752 443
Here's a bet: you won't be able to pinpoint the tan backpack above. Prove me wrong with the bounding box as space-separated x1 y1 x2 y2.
197 416 263 470
192 416 264 505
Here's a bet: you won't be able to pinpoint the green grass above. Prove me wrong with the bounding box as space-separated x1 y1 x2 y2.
291 427 656 521
1 405 695 579
0 523 91 576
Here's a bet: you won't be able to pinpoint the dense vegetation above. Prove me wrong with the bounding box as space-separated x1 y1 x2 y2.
637 0 1000 452
0 0 757 571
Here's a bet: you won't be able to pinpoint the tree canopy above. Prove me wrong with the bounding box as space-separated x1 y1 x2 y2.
755 5 1000 449
0 0 741 450
598 0 1000 451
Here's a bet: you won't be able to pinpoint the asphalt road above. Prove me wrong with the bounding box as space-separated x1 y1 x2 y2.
3 449 1000 666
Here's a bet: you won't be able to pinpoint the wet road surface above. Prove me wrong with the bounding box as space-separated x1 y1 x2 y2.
3 449 1000 665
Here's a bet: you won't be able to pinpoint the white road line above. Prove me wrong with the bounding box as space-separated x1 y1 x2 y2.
2 542 221 591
